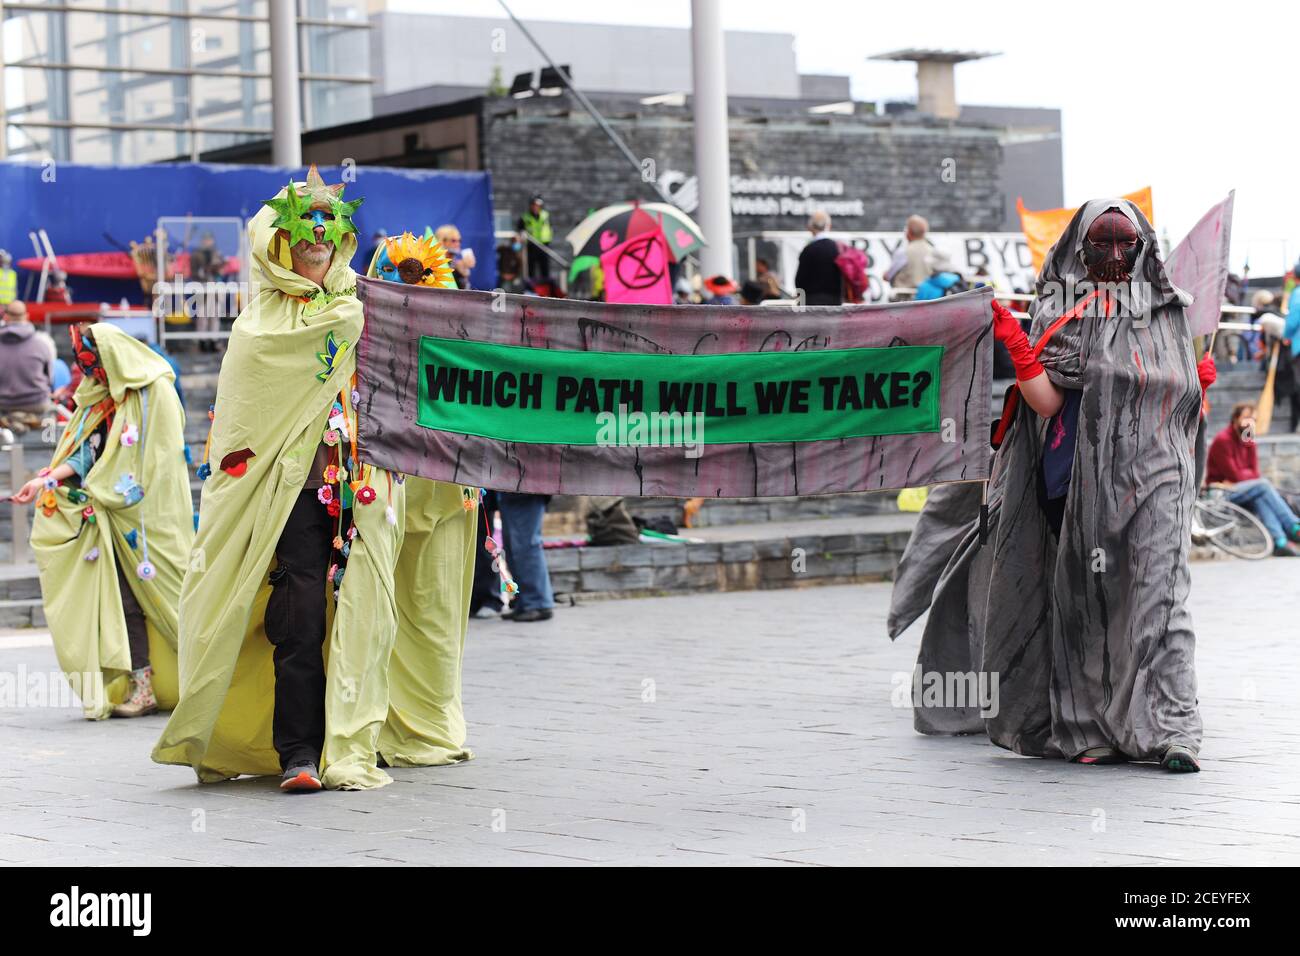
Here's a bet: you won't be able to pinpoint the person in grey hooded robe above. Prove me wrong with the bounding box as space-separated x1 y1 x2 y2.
888 197 1209 772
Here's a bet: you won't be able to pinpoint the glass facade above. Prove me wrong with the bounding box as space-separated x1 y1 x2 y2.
0 0 371 164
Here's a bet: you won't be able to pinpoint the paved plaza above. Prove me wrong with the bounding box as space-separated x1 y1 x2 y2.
1 557 1296 866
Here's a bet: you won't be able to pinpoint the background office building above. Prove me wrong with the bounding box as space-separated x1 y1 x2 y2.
0 0 371 164
197 9 1063 239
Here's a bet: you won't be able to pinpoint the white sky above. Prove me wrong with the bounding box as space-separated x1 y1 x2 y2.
390 0 1296 274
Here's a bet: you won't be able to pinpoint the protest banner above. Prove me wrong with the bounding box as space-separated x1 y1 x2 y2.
354 279 994 498
601 228 674 305
766 231 1038 303
1166 191 1235 339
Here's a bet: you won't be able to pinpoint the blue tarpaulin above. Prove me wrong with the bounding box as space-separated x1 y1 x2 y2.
0 160 497 301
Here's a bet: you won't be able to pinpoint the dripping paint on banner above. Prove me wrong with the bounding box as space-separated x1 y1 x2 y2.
354 278 994 498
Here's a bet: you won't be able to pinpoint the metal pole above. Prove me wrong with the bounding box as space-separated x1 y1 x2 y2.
690 0 733 278
0 0 8 161
9 443 26 564
268 0 302 168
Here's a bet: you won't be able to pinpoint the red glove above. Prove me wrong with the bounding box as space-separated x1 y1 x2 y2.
1197 352 1217 393
992 300 1043 382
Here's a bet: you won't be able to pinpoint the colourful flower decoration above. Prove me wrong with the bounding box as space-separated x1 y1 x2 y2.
503 580 519 596
326 499 341 517
136 560 156 581
114 473 144 506
85 547 100 562
67 488 87 504
394 473 406 485
461 487 478 511
317 485 333 505
323 464 341 484
42 476 58 491
355 485 377 505
327 563 338 582
82 505 96 524
347 526 358 541
332 535 344 551
315 330 349 383
323 428 341 447
125 529 138 549
385 505 397 525
207 404 215 422
39 490 58 516
120 423 139 446
197 462 212 480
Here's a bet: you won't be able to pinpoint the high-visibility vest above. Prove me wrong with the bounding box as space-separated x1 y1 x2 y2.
522 209 553 245
0 268 16 305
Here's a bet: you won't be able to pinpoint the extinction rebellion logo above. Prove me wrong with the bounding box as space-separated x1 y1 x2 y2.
49 886 151 936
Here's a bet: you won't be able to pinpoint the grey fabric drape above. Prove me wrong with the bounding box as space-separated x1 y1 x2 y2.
888 198 1203 761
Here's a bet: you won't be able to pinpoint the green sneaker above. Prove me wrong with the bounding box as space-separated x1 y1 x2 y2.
1161 745 1201 773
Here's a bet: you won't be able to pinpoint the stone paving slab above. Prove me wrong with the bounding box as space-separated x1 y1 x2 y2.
0 556 1297 866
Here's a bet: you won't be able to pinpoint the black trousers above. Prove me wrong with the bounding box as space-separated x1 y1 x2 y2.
264 489 333 771
1036 462 1067 540
527 246 552 281
116 563 149 670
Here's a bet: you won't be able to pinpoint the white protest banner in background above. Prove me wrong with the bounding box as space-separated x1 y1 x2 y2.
766 231 1036 303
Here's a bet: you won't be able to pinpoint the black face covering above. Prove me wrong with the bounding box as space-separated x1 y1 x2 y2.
1082 209 1140 283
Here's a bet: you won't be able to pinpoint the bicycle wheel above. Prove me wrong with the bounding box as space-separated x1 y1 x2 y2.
1192 499 1274 560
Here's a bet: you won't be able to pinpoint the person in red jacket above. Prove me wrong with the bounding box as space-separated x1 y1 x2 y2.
1206 402 1300 556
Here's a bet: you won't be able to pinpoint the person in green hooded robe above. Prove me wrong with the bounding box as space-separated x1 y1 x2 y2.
152 165 407 792
367 231 477 767
12 322 192 719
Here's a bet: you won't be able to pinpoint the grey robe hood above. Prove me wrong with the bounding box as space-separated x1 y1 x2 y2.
1034 197 1190 324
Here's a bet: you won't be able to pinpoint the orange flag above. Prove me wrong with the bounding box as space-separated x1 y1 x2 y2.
1017 187 1154 274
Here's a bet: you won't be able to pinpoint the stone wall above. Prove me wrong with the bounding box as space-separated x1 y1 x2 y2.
482 95 1006 244
1257 435 1300 488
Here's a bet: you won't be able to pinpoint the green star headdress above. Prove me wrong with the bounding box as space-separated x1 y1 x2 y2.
262 164 364 248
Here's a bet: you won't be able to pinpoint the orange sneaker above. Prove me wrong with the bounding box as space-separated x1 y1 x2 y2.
280 764 323 792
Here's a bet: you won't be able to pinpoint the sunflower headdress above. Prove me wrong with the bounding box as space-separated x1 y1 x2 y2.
377 232 456 288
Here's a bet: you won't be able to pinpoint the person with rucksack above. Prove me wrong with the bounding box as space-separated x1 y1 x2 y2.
913 250 969 300
794 210 843 306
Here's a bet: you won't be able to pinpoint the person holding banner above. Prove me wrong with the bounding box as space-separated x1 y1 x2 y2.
12 322 192 720
366 231 478 766
890 198 1208 773
153 166 408 792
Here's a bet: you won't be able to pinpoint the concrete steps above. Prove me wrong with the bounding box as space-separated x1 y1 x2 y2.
544 513 918 604
541 490 899 535
0 564 45 628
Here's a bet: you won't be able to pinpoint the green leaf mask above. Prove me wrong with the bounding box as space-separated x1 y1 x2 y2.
262 164 364 249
